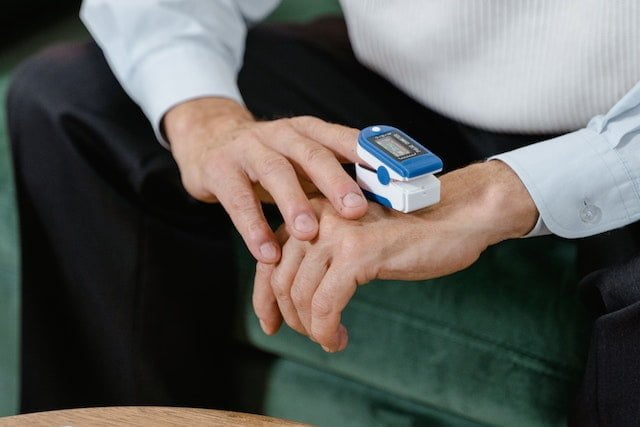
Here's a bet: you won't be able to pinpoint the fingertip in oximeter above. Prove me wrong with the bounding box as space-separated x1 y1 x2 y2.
356 125 443 213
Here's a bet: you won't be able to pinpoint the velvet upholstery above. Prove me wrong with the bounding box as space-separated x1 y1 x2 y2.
234 235 590 425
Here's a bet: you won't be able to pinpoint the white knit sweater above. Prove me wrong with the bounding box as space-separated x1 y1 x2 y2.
341 0 640 134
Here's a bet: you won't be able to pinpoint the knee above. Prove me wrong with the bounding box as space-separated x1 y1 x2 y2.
7 41 107 128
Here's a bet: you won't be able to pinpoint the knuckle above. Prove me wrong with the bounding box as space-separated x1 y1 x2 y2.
291 115 315 127
245 217 266 234
229 191 256 213
279 116 299 129
270 272 290 298
290 286 307 308
277 293 293 308
244 220 269 245
335 127 355 144
226 193 271 242
303 145 332 165
328 173 355 190
265 119 296 141
231 124 260 143
317 216 342 237
243 126 262 141
311 294 333 320
260 155 292 178
259 121 286 144
339 234 361 256
200 149 230 177
205 146 227 163
311 323 333 343
291 116 323 136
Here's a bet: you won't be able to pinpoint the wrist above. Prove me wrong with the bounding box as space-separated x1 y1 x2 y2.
480 160 538 242
163 97 254 146
431 161 538 246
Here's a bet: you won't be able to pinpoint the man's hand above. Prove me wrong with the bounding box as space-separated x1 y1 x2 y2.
253 160 538 352
164 97 368 264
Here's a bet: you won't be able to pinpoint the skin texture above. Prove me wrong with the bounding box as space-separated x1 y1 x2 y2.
252 161 538 352
165 97 369 264
164 96 538 354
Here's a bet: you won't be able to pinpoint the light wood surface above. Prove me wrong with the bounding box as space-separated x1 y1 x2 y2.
0 406 312 426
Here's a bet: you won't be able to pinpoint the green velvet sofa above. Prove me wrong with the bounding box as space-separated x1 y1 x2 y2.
0 1 591 425
232 234 590 426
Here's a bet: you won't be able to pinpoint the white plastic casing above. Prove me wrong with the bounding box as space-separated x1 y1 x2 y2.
356 164 441 213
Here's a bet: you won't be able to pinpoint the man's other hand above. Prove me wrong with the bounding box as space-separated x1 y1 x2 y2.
164 97 368 264
252 160 538 352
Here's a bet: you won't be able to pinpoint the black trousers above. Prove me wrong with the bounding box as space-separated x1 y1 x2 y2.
7 18 640 423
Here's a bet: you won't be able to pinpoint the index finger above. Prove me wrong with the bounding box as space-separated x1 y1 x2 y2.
262 123 367 219
288 116 360 164
284 136 368 220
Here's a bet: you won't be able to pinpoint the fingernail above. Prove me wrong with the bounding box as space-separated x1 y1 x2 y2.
342 192 364 208
294 213 316 233
259 242 277 261
259 319 271 335
321 345 333 353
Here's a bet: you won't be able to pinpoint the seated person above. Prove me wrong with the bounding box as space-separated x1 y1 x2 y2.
7 0 640 423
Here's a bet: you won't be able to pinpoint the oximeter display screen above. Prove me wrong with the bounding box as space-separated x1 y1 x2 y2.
369 132 426 161
376 135 411 158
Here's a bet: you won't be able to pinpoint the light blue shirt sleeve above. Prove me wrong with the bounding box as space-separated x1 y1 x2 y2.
492 81 640 238
80 0 280 147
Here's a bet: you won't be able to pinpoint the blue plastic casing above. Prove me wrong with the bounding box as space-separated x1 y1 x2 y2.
358 125 443 179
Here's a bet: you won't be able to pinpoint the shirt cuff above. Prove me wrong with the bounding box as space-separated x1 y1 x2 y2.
520 214 550 238
490 128 640 238
127 43 243 149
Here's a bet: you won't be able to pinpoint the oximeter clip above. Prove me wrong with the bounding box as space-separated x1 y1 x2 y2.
356 125 443 213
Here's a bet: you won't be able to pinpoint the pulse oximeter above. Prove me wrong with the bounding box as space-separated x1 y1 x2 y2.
356 125 443 213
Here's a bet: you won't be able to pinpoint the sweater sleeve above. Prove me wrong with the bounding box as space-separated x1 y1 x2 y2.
80 0 280 147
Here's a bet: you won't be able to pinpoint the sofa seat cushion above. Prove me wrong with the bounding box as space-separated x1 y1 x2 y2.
233 235 591 426
238 355 485 426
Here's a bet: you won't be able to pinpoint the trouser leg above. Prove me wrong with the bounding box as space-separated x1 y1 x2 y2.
569 227 640 426
8 42 239 412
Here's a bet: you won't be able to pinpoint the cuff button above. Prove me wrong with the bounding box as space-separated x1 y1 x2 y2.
580 199 602 224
